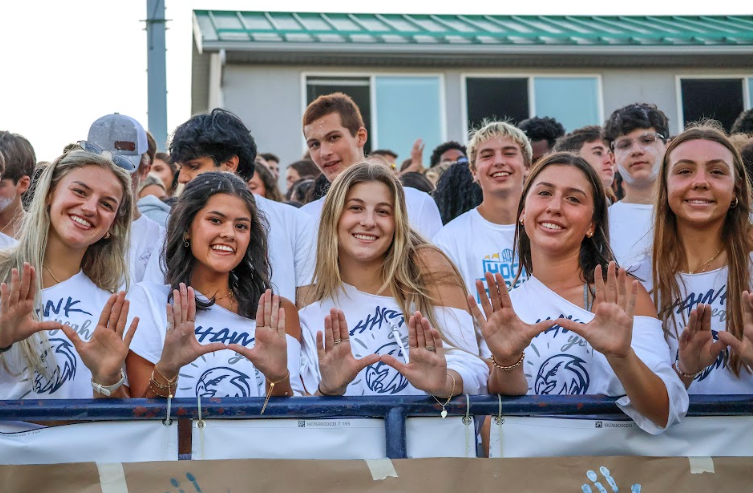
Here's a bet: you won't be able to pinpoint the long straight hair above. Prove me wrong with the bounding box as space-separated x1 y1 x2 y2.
163 171 271 318
651 123 753 375
512 152 615 288
0 148 133 372
311 162 465 334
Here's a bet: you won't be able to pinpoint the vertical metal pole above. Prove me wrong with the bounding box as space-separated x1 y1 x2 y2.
146 0 168 150
384 407 407 459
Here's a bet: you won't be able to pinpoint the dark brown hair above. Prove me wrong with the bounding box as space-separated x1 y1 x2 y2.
303 92 364 137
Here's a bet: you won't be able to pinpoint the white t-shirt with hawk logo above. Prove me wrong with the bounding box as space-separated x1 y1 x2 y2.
633 257 753 395
0 271 113 400
127 282 304 398
298 283 487 396
479 275 688 434
433 208 525 300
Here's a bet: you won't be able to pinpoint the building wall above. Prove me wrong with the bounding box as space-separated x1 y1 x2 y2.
219 64 752 188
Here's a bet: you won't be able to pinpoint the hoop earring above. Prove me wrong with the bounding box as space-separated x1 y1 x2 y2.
183 238 190 248
730 197 739 209
104 231 111 240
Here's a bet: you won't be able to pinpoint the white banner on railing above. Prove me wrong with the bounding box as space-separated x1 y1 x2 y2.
489 416 753 458
407 417 477 458
0 421 178 465
191 418 386 460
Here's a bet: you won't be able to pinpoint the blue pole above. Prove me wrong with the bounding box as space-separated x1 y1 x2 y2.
146 0 168 150
385 406 407 458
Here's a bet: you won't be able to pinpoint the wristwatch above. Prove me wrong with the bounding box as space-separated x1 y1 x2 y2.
91 368 127 396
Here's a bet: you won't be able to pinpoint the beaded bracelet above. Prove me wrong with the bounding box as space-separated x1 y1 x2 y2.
673 359 703 379
492 352 525 371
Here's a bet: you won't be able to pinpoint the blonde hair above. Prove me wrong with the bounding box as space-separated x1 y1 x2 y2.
651 123 753 376
0 148 133 373
467 120 533 170
310 162 464 334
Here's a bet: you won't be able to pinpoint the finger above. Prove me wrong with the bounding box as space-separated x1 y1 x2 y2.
467 295 487 326
166 303 174 331
701 303 712 332
36 321 66 333
98 294 118 329
171 289 182 326
679 326 690 349
316 330 325 356
196 342 227 356
26 265 39 302
324 313 334 350
414 313 426 349
115 299 130 336
742 291 753 330
531 319 557 338
606 261 617 304
593 264 605 304
58 324 85 353
475 279 493 320
337 310 349 342
277 307 286 336
408 313 418 349
554 318 587 339
264 289 273 327
255 291 266 326
497 274 515 309
123 317 139 348
485 272 502 312
422 317 437 349
187 286 196 322
9 268 20 307
707 337 728 361
625 280 638 319
1 283 9 315
379 354 408 374
269 293 279 330
428 327 444 350
108 291 126 331
180 283 188 323
717 331 742 354
617 268 628 309
685 308 699 339
18 263 32 305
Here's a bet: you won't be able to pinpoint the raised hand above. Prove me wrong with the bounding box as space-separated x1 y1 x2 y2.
556 262 636 359
469 272 554 365
316 308 379 395
228 290 288 382
677 303 727 377
0 263 63 348
400 138 425 175
60 291 138 385
380 312 450 396
717 290 753 369
156 283 226 379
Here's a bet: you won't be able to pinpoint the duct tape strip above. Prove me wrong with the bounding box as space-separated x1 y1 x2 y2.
688 456 715 474
97 462 129 493
365 459 399 481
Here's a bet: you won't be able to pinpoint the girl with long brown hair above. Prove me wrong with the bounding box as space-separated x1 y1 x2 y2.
639 123 753 392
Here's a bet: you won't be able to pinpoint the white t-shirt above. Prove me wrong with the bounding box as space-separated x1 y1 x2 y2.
298 283 487 396
0 232 18 250
0 271 114 400
608 202 654 271
127 282 304 397
633 257 753 395
129 214 165 286
479 276 688 434
433 208 525 301
301 186 443 240
141 195 315 301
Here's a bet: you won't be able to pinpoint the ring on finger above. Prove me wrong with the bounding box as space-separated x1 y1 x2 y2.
425 345 436 352
333 339 342 345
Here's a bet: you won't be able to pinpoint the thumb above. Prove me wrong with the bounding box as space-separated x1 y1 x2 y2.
378 354 406 374
554 318 586 338
58 324 84 353
716 331 741 353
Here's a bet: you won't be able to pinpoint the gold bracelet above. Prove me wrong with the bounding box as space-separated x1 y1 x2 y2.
154 365 178 384
261 371 290 415
148 378 174 398
149 369 178 390
432 372 456 419
492 352 525 371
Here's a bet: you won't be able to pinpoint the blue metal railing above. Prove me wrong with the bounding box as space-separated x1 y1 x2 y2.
1 394 752 458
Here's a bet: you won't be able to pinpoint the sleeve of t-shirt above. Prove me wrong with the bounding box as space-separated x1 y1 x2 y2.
297 307 322 395
293 210 316 288
417 194 443 239
610 316 689 435
434 307 488 395
286 336 305 396
141 229 167 284
127 283 167 365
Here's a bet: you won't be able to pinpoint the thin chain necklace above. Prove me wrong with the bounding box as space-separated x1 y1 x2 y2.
687 248 724 275
43 265 62 284
215 290 235 306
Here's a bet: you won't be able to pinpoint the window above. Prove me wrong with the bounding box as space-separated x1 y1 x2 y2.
464 76 601 135
680 78 745 133
305 75 444 162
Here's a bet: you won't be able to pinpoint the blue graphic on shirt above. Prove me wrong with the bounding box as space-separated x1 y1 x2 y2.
196 367 253 397
364 342 409 394
33 338 77 394
534 354 590 395
350 306 404 336
476 248 526 301
672 286 727 317
37 296 93 318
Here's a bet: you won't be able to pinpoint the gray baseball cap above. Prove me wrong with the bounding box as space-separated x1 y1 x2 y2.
87 113 148 173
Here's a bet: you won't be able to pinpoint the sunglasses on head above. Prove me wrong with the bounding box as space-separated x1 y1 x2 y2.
77 140 137 173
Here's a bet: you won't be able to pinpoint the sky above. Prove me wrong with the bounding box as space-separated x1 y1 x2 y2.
0 1 750 162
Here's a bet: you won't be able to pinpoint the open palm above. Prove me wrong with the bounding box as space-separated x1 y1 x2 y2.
717 290 753 369
677 303 727 376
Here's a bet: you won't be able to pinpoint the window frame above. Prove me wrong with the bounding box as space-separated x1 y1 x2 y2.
674 74 753 135
300 71 448 155
460 72 604 143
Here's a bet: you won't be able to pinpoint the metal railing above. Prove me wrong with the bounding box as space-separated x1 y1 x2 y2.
1 394 751 458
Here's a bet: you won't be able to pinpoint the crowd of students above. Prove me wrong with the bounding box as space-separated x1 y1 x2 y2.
1 94 753 449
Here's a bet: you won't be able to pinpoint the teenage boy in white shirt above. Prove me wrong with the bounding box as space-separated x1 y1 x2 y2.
604 103 669 270
433 121 532 299
301 92 442 239
0 131 34 242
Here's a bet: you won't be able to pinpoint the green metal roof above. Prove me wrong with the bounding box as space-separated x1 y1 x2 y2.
194 11 753 49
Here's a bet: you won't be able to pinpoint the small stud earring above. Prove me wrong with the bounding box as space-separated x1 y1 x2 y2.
104 231 111 240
